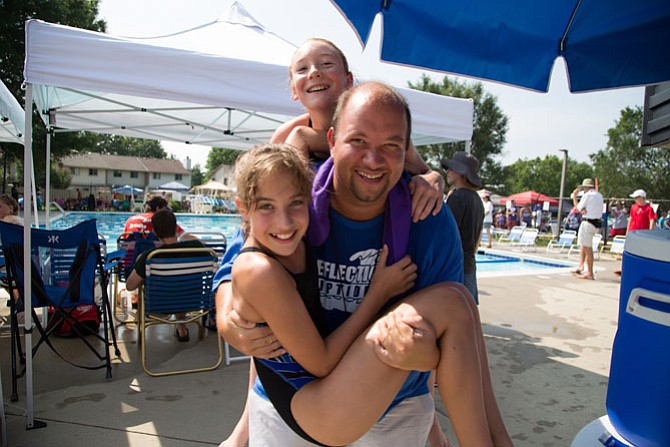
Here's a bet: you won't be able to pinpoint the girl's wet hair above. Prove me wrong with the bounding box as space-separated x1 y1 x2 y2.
235 144 314 234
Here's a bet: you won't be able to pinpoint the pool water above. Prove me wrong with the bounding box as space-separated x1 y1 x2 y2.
47 212 574 276
476 252 572 276
48 212 242 251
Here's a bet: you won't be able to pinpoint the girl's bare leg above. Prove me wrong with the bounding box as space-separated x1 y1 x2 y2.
291 283 494 447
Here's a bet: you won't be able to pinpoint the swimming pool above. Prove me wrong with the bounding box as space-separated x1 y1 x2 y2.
48 212 242 251
476 251 573 277
48 212 574 276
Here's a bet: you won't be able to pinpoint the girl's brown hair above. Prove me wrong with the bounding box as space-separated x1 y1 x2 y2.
235 144 313 235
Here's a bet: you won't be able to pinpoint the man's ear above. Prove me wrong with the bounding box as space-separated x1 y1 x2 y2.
327 127 335 151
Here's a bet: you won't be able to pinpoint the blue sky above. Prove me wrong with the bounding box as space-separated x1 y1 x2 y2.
98 0 644 169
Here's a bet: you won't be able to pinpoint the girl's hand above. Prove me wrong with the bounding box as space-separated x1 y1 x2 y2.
368 245 417 304
409 171 445 222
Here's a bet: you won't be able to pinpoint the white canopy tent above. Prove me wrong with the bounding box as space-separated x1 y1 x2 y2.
19 2 474 428
24 2 473 149
0 79 24 144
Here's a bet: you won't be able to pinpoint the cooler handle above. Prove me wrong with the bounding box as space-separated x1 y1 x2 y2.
626 287 670 327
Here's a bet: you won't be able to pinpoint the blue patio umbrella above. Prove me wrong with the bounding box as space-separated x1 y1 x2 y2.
112 185 143 195
112 185 143 206
330 0 670 92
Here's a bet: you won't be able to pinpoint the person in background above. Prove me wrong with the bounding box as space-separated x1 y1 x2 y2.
608 200 628 237
494 207 506 229
123 196 185 236
627 189 656 233
505 202 518 230
126 209 203 342
482 194 494 249
442 151 485 303
10 184 18 202
0 194 23 226
571 178 604 280
564 206 582 232
519 203 532 227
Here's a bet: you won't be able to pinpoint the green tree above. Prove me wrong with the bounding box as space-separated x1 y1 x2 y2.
50 165 72 190
501 155 593 198
206 147 242 178
407 74 508 188
90 135 167 159
591 106 670 200
190 164 204 187
0 0 106 188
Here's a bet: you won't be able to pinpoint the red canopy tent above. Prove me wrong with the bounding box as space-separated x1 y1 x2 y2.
501 190 558 206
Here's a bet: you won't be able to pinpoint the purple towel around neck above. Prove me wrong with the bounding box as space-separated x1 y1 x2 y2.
307 157 412 264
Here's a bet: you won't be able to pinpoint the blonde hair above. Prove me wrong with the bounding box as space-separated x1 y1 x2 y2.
0 194 19 215
235 144 313 235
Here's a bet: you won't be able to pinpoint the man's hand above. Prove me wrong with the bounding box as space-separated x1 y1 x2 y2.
224 309 285 358
216 283 285 358
369 304 439 372
408 171 445 223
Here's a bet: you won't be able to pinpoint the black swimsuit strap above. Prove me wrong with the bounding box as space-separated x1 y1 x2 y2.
239 246 276 259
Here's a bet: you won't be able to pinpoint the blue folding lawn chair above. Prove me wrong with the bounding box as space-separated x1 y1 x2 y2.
0 219 120 403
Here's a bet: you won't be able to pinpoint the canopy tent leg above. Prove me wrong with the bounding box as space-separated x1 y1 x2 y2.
23 83 47 431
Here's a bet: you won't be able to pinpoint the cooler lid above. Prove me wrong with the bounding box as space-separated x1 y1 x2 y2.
624 230 670 263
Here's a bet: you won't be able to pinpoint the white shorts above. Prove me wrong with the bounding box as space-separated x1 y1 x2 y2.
248 390 434 447
577 220 597 247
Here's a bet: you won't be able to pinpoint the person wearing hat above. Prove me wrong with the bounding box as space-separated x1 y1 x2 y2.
441 151 484 303
571 178 604 280
627 189 656 233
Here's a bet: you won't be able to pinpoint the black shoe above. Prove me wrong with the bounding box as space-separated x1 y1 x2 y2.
174 327 190 342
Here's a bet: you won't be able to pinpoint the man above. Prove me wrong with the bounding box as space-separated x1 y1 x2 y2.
627 189 656 232
123 196 184 235
608 200 628 237
215 82 511 446
571 178 604 280
442 152 485 303
482 194 494 248
126 209 203 341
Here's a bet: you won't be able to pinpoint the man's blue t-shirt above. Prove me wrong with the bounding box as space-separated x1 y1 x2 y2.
213 202 464 411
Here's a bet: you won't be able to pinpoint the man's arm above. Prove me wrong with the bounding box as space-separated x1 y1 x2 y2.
215 281 284 358
125 270 142 292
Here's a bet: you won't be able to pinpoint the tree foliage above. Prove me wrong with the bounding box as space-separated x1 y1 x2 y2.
591 106 670 200
206 147 242 178
407 74 508 188
87 135 167 159
190 164 204 187
500 155 593 198
1 0 107 187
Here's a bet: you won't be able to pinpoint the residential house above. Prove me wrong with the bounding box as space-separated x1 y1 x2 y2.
210 163 236 192
59 153 191 193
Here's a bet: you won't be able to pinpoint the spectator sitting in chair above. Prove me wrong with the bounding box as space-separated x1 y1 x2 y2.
123 196 184 236
126 209 204 342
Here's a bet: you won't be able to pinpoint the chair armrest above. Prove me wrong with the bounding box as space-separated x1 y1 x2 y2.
105 249 127 271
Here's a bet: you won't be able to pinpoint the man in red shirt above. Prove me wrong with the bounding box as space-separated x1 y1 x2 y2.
614 189 657 276
627 189 657 232
123 196 184 235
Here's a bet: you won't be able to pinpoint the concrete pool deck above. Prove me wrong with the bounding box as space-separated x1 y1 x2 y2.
0 243 624 446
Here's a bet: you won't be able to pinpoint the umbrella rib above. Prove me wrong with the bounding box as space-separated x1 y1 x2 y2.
560 0 583 54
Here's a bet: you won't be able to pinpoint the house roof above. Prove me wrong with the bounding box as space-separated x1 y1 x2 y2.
61 153 190 175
